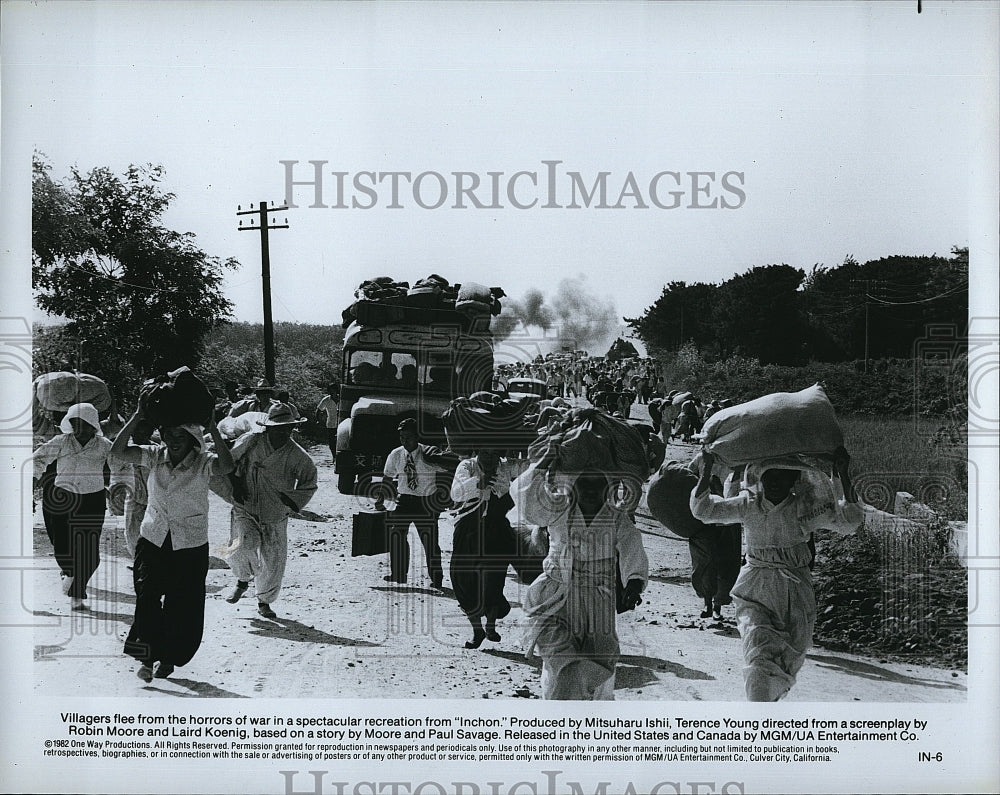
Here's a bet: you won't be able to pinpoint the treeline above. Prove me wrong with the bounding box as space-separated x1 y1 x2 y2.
198 321 344 435
657 341 966 422
627 248 968 364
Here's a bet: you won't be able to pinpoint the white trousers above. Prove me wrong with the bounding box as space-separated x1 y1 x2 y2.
227 506 289 604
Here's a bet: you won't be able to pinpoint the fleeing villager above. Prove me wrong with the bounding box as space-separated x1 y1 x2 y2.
691 447 861 701
449 448 517 648
223 403 318 619
511 412 649 700
228 378 276 418
686 458 743 620
33 402 129 610
315 383 340 460
112 405 234 682
121 418 155 559
380 418 450 587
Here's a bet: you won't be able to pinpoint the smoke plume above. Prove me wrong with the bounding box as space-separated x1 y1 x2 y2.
491 275 620 354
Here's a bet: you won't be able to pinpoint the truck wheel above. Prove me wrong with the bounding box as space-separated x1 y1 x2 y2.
337 472 355 495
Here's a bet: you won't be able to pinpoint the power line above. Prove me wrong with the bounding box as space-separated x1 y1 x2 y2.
44 260 166 294
866 284 967 306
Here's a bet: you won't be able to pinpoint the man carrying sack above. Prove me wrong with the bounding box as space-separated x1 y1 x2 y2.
223 403 318 619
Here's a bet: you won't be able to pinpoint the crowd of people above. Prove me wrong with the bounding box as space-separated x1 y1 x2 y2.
32 365 862 703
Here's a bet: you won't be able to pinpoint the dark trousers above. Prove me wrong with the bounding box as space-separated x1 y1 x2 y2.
688 525 742 607
124 534 209 667
44 484 106 599
387 494 442 584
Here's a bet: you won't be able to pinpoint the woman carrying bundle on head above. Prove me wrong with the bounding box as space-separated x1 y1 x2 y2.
448 447 518 649
112 396 234 682
691 384 864 701
510 408 649 700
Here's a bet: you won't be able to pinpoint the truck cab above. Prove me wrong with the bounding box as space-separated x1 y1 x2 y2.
335 315 494 494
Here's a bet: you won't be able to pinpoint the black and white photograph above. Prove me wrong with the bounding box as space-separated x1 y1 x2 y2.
1 1 997 793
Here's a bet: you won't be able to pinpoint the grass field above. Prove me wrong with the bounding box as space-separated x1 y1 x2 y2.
840 415 967 520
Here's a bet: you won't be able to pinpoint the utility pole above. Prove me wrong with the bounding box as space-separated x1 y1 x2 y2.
237 201 289 385
850 279 881 373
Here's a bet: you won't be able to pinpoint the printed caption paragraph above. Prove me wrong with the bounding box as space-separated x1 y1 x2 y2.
44 713 941 764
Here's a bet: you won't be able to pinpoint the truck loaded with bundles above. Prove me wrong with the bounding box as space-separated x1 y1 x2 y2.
341 274 505 330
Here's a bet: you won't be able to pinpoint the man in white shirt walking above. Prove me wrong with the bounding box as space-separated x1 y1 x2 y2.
381 418 449 587
314 383 340 461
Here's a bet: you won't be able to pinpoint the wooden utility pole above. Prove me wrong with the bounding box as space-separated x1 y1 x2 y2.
237 201 289 385
850 279 882 373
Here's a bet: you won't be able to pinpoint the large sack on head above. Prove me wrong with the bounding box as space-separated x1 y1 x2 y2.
34 372 112 413
140 366 215 427
701 383 843 466
527 407 649 508
442 399 534 453
646 459 711 539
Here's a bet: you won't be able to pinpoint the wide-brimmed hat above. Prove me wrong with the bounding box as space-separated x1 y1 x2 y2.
257 402 306 427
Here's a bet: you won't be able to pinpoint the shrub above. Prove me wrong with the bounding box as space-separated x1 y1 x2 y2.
813 516 967 670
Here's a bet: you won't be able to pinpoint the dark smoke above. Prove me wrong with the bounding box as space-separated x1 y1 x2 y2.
519 289 554 331
491 276 620 353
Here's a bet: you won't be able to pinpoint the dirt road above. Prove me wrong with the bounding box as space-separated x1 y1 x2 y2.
28 413 966 703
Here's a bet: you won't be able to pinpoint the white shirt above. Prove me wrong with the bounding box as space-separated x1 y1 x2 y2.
383 444 444 497
316 395 339 429
138 445 222 550
510 464 648 583
34 433 125 494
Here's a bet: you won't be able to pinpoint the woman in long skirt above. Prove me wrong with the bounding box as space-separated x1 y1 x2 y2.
449 449 516 648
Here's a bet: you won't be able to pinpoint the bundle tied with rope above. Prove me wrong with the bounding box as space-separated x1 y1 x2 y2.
526 407 648 511
441 394 536 455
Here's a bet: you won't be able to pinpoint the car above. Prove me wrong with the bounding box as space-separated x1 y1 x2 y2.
506 378 548 404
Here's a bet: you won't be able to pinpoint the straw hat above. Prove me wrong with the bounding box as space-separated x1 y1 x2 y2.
257 402 306 426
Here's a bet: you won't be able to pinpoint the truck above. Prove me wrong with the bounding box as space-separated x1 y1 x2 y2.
334 298 497 495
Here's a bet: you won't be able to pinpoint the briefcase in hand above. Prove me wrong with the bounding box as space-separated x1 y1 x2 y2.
352 510 389 556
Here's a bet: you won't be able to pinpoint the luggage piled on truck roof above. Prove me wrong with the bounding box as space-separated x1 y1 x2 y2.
341 273 506 329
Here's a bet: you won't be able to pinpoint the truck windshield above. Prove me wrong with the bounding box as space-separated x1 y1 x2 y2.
346 349 453 392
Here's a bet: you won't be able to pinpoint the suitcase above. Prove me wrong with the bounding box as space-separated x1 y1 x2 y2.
351 510 389 556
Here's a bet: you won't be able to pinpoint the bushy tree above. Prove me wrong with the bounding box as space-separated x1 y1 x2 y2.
32 154 237 403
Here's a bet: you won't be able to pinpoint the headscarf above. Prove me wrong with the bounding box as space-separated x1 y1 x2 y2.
168 423 205 450
59 403 103 435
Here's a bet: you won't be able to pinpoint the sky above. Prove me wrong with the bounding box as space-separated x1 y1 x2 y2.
2 0 998 353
